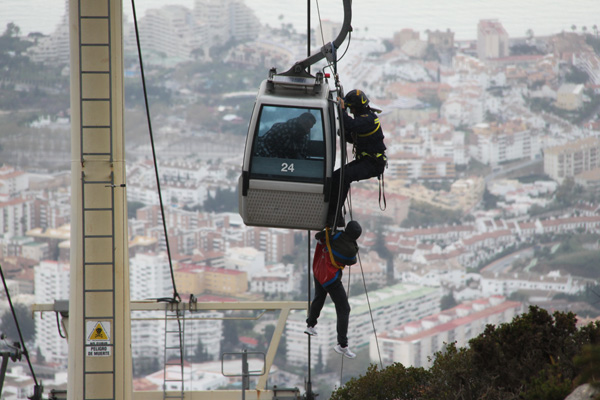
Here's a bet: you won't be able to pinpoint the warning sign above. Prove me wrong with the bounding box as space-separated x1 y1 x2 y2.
86 321 111 357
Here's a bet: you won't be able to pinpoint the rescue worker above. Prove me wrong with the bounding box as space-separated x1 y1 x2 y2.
304 220 362 359
254 112 316 159
327 90 386 227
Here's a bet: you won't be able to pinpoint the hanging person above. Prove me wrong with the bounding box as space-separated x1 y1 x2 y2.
327 90 387 227
304 220 362 359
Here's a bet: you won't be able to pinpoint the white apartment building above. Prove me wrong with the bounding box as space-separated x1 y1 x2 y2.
477 19 509 60
480 270 585 297
0 198 35 237
222 246 265 278
374 296 523 368
249 263 294 295
131 310 224 371
469 122 542 166
193 0 259 50
285 283 442 367
0 166 29 201
556 83 584 110
544 137 600 183
34 260 70 367
129 252 174 300
139 6 196 61
440 92 485 127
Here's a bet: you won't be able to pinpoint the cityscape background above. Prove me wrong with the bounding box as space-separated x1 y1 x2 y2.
0 0 600 399
2 0 600 40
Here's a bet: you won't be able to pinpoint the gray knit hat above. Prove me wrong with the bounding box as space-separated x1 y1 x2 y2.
345 220 362 240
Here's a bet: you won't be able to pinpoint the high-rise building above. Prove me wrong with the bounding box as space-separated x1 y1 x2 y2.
34 260 70 366
193 0 260 52
477 19 509 60
139 6 196 61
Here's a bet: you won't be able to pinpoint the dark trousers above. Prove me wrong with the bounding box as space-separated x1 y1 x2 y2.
328 156 385 221
306 275 351 347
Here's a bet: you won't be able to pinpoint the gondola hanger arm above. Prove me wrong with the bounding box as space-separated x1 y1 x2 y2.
280 0 352 76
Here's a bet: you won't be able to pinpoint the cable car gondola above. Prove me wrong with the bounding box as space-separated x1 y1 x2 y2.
239 0 352 230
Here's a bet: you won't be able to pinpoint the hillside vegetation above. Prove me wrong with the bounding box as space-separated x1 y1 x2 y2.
331 307 600 400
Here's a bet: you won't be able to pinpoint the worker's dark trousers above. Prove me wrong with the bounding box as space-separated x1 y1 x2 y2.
306 275 351 347
327 157 385 224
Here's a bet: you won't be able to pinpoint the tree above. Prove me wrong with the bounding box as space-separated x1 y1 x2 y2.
203 187 237 213
3 22 21 38
440 293 457 311
1 303 36 343
526 29 534 41
482 187 499 210
221 319 240 350
192 339 210 362
330 307 600 400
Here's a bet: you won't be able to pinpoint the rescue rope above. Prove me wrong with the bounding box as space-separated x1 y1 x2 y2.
339 266 352 384
357 250 384 369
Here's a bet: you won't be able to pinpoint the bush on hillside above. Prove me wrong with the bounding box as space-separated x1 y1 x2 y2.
330 306 600 400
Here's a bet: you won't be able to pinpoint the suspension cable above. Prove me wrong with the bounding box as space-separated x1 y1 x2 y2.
0 264 39 386
315 0 326 47
131 0 179 303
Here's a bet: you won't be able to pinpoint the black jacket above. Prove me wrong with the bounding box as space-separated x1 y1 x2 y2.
342 109 386 156
315 229 359 266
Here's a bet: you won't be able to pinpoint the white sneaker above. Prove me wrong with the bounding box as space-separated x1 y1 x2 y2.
334 344 356 359
304 326 318 336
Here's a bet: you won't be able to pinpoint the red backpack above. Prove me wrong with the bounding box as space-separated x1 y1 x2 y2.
312 240 344 287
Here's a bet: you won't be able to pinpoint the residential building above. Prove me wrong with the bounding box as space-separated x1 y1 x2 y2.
34 260 70 367
249 263 295 295
374 296 523 368
129 252 173 300
138 6 196 62
480 270 586 297
573 51 600 86
27 14 70 66
131 310 224 372
544 137 600 183
556 83 584 110
427 29 455 53
477 19 509 60
469 121 542 166
193 0 259 50
0 166 28 201
199 265 247 296
1 198 35 237
285 283 442 367
222 246 265 278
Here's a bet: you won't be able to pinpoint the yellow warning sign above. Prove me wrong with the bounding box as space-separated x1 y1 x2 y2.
86 321 112 357
86 321 111 343
89 322 109 341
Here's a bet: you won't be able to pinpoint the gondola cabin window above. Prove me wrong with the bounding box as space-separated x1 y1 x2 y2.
250 105 325 183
